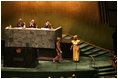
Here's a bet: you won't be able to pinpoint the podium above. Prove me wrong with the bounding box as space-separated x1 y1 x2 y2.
5 27 62 48
4 27 62 67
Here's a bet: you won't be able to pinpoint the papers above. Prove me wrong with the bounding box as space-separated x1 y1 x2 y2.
41 28 50 30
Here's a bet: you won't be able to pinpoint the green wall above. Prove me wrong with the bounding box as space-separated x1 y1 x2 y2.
1 1 116 50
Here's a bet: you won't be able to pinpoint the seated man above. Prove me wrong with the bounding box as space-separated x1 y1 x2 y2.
29 19 37 28
44 20 53 29
17 18 25 28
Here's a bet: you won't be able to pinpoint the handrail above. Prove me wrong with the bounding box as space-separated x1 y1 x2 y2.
89 56 98 68
80 39 112 53
62 33 113 54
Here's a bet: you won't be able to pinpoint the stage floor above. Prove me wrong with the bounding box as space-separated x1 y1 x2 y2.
1 53 116 78
2 56 98 78
1 56 94 72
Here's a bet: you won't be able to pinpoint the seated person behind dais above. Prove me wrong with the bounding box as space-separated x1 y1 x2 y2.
44 20 53 29
29 19 37 28
17 18 25 27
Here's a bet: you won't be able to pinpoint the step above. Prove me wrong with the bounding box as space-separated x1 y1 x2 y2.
90 51 108 57
97 65 113 69
62 34 67 38
79 41 84 45
98 71 117 76
62 34 73 39
99 75 116 78
98 67 115 72
83 49 102 55
80 44 90 49
64 36 72 39
81 46 95 53
93 65 113 70
80 43 89 48
94 51 109 57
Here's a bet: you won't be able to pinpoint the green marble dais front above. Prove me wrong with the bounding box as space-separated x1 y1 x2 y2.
5 27 62 48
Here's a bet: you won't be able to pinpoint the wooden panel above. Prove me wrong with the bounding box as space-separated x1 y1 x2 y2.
4 47 38 68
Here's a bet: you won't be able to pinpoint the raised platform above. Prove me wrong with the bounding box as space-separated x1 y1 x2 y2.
1 34 116 78
1 56 97 78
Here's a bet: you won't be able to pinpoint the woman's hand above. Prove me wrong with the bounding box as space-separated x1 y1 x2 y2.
60 51 62 54
70 47 72 50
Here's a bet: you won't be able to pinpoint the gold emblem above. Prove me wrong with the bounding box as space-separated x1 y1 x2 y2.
16 48 22 54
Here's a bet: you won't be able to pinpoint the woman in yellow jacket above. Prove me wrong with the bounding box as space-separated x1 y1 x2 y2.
70 35 80 62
